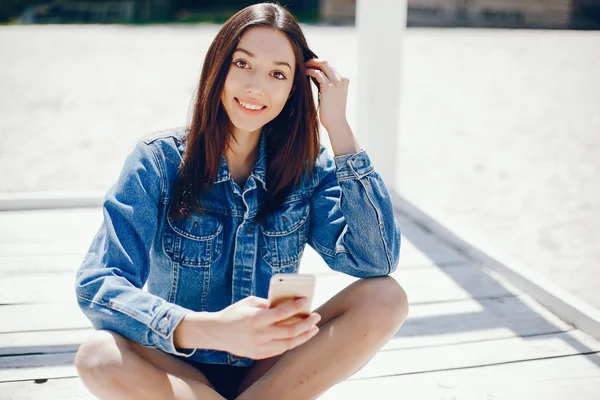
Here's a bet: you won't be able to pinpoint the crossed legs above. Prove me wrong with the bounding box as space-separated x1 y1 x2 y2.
75 276 408 399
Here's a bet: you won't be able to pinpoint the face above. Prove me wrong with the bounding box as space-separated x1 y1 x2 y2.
221 27 296 139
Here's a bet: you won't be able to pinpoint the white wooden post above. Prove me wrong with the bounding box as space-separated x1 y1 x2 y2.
356 0 407 191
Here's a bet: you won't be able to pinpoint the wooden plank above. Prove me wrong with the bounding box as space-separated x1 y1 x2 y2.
0 304 91 334
353 330 600 380
0 329 92 357
311 263 519 308
3 352 600 400
0 260 516 305
0 209 468 268
0 365 77 385
324 352 600 400
0 239 461 278
0 243 89 258
0 376 93 400
0 293 565 343
0 240 456 268
0 352 76 370
0 209 102 244
0 255 85 277
0 293 572 358
0 274 77 304
399 220 471 266
0 239 464 277
387 293 573 347
0 293 574 371
2 329 598 385
2 352 599 400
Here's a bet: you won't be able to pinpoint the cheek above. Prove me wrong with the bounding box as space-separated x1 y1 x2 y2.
271 85 294 111
222 69 241 96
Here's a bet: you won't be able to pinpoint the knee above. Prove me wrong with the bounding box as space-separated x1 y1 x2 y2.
359 276 409 326
75 330 132 380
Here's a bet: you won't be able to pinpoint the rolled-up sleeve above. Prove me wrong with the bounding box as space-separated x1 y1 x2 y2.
308 147 401 277
75 141 195 357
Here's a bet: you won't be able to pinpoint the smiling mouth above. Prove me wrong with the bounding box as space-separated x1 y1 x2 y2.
235 97 267 115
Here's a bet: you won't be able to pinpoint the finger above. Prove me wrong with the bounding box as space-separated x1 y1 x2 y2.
243 295 270 308
306 68 329 89
268 313 321 340
271 325 320 354
259 297 309 325
305 59 341 82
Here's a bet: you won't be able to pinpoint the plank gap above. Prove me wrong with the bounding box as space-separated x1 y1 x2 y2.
385 328 577 352
350 350 600 381
408 293 518 307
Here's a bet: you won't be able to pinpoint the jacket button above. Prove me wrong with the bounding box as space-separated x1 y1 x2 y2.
159 317 169 329
246 228 252 233
245 271 251 277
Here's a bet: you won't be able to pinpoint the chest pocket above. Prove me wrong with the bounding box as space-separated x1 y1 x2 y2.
260 200 310 272
164 212 223 267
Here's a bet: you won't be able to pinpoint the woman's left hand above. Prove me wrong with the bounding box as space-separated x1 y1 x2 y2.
305 59 349 132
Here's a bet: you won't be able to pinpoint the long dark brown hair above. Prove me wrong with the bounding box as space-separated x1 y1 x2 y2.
170 2 320 221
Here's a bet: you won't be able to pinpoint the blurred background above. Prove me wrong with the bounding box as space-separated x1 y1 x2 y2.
2 0 600 27
1 0 599 313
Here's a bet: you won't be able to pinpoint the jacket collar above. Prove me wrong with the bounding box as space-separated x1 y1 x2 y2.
214 132 267 191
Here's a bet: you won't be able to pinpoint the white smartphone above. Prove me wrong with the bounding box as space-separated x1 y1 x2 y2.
267 273 316 325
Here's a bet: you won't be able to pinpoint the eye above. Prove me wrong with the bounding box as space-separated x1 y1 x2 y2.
272 71 287 80
234 59 249 68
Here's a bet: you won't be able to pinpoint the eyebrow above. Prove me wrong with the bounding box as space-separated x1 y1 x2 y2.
234 47 292 70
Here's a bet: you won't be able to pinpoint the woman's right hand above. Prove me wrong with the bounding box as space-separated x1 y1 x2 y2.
212 296 321 360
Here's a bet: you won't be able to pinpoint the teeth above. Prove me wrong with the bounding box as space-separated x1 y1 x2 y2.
239 99 264 110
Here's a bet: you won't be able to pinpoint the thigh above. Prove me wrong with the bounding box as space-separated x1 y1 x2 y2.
121 334 217 390
238 278 369 392
77 330 220 399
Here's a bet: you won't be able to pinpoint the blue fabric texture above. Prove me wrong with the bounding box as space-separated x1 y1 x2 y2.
75 127 401 366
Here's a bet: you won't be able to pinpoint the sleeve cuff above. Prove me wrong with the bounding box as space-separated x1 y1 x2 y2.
149 302 197 357
333 150 375 180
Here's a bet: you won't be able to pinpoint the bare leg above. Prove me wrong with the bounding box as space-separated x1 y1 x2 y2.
75 330 225 400
236 276 409 400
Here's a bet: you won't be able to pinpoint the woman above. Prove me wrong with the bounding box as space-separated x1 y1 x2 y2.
74 3 408 399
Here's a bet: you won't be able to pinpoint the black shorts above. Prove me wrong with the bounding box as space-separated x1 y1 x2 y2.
186 360 252 399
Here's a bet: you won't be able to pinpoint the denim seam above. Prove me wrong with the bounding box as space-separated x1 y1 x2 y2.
358 178 393 274
201 267 210 312
169 260 179 304
337 167 375 182
145 141 166 202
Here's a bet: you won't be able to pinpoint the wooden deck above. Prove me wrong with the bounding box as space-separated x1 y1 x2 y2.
1 206 599 399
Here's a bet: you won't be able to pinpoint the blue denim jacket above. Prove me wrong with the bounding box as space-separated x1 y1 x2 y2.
75 127 401 367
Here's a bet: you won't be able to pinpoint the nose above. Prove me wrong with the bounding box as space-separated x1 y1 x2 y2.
245 71 266 97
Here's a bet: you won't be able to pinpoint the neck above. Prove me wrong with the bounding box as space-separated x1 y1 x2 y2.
225 129 261 186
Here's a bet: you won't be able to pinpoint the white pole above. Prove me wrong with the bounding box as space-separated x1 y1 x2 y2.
356 0 406 191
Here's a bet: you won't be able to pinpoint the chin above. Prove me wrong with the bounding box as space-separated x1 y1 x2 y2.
232 122 265 135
